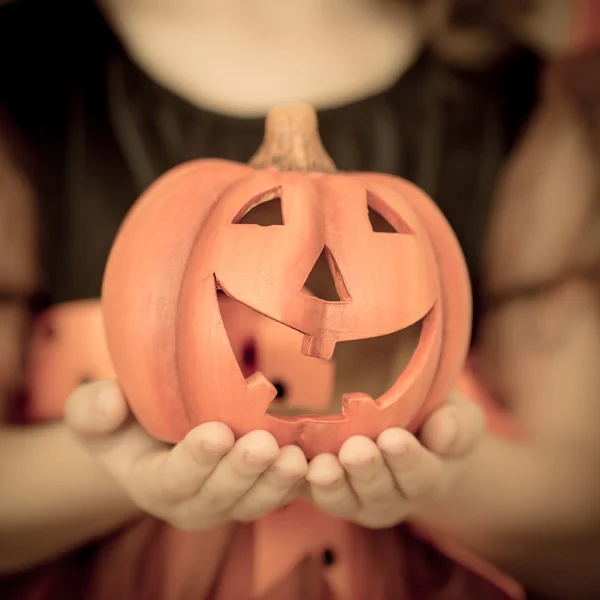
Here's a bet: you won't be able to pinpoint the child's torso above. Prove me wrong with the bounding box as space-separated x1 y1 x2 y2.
0 0 540 327
6 498 522 600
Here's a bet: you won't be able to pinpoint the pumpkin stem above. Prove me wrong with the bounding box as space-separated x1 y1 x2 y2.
249 104 337 173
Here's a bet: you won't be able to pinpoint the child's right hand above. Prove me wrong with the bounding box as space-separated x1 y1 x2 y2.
63 380 308 530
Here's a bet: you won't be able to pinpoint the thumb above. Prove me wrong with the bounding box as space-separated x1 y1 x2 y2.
64 380 131 437
63 380 162 484
419 392 486 458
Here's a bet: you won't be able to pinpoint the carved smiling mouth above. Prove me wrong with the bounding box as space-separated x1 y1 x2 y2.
216 262 423 417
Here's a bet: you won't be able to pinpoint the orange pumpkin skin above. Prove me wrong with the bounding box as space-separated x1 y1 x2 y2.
101 158 471 457
23 301 115 422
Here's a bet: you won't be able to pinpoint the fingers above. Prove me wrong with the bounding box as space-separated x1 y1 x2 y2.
307 430 450 522
145 422 235 503
65 380 475 532
65 381 236 509
64 382 307 529
186 430 280 517
377 428 445 500
306 452 359 517
419 393 486 457
230 445 308 521
307 396 487 528
307 432 446 527
338 436 398 509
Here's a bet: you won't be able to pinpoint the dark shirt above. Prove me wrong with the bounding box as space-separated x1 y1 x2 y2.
0 0 540 333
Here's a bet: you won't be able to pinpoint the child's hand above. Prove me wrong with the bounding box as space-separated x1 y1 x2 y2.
305 394 486 528
64 380 308 530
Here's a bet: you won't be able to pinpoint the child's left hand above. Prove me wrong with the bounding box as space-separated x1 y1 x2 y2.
305 393 486 528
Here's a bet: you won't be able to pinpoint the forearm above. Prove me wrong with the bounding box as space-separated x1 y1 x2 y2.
0 423 141 574
419 434 600 599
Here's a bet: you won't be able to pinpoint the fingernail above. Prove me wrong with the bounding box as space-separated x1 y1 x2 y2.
202 440 230 456
381 439 409 457
274 464 302 480
96 382 122 417
306 472 343 488
317 477 344 489
437 417 458 452
245 450 274 464
345 452 375 468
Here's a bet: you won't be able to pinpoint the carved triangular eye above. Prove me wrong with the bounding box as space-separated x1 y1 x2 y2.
368 206 397 233
232 189 284 226
367 191 414 234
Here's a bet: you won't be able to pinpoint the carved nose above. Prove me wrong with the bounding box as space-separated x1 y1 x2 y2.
301 246 350 303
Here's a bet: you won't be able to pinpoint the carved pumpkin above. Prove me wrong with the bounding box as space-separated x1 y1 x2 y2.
101 105 472 457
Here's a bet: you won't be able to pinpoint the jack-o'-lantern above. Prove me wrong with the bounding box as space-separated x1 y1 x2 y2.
101 105 472 457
